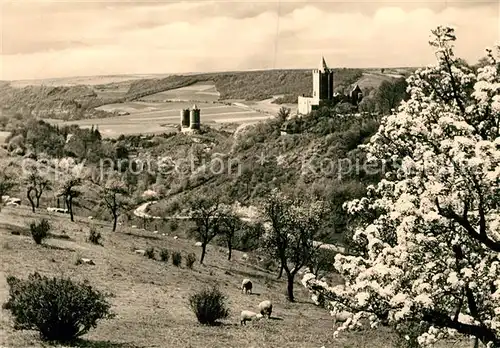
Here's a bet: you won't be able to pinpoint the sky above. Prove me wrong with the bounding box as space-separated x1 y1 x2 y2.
1 0 499 80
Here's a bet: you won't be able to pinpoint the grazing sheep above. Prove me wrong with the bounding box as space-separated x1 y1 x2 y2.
240 310 262 325
241 279 252 294
258 300 273 318
332 310 353 326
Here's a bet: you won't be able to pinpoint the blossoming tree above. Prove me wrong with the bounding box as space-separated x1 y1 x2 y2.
302 26 500 347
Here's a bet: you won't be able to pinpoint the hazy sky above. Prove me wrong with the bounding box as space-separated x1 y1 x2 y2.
1 0 499 80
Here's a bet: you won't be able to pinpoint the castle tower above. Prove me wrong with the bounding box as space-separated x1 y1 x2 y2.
312 56 334 103
189 104 201 130
180 108 190 128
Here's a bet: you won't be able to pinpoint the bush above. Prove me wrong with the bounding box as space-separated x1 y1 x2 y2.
186 253 196 269
188 285 229 325
145 247 155 259
169 220 178 232
172 251 182 267
3 272 114 343
30 219 50 245
394 319 431 348
87 228 102 245
160 248 169 262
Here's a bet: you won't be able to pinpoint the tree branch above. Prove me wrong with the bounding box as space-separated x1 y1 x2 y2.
435 198 500 252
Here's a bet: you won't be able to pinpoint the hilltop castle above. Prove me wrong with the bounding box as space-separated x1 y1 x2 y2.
297 57 362 115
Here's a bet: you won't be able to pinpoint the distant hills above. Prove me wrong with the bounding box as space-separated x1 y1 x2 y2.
0 68 414 121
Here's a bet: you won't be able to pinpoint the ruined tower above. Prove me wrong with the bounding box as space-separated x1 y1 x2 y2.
180 108 190 128
189 104 201 130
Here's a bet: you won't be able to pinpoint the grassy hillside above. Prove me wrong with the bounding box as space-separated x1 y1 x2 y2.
0 83 116 121
0 206 397 348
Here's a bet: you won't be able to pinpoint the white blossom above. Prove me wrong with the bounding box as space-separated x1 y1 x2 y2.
302 27 500 347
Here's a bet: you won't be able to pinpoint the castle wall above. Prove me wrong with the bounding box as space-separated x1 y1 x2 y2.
298 96 318 115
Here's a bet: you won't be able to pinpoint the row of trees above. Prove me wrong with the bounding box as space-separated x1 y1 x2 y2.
1 161 131 231
187 191 333 302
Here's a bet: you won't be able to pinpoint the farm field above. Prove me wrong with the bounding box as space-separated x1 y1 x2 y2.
56 83 279 137
54 101 273 137
7 74 172 88
140 81 220 103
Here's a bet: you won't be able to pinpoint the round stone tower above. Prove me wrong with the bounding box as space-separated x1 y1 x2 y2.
189 104 201 130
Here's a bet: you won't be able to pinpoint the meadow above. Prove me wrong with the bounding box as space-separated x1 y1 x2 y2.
0 206 395 348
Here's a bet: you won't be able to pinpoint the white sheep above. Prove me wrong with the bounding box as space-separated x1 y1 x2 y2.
332 310 353 327
241 279 252 294
240 310 263 325
258 300 272 318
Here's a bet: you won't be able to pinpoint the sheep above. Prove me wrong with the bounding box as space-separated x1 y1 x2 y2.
241 279 252 294
240 310 263 325
332 310 353 327
258 300 272 318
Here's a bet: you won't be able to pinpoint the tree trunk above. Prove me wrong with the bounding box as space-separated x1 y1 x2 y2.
277 262 284 279
68 197 74 222
227 239 232 261
57 197 60 208
200 244 207 264
27 189 36 213
286 272 295 302
35 193 41 208
112 213 118 232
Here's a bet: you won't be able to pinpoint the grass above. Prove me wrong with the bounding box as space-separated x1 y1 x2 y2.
0 206 398 348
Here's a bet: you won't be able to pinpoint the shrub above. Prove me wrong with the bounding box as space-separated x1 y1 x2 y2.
145 247 155 259
169 220 178 232
188 285 229 325
3 272 114 343
87 228 102 245
159 248 169 262
30 219 50 245
394 319 431 348
172 251 182 266
186 253 196 269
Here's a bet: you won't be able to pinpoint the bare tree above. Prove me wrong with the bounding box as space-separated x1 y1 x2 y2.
262 190 325 302
99 179 130 232
189 197 222 264
219 209 242 261
57 178 81 222
24 166 51 213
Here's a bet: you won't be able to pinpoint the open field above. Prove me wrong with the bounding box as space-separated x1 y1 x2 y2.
6 74 173 88
49 82 284 137
0 206 392 348
141 81 220 103
53 100 273 138
354 72 399 90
